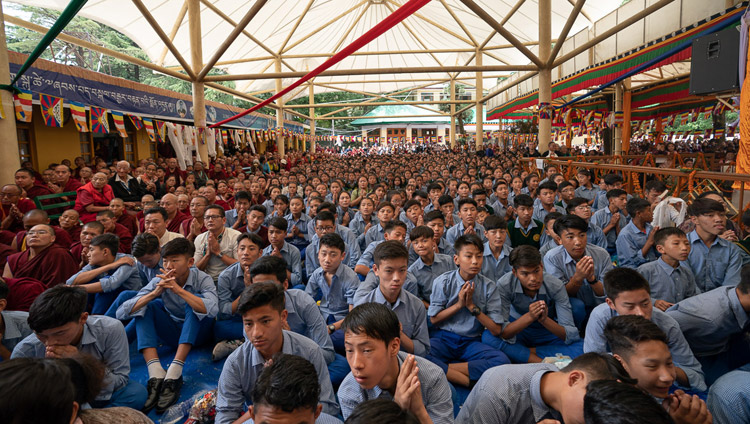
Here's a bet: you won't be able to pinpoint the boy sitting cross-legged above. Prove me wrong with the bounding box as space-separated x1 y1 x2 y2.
482 245 583 363
426 234 510 387
408 225 456 308
116 237 218 413
481 215 512 282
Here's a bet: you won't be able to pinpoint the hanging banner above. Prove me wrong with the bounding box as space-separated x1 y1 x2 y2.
69 101 88 132
111 111 128 138
129 114 144 130
39 93 63 127
89 107 109 133
143 118 156 142
13 88 32 122
156 120 167 143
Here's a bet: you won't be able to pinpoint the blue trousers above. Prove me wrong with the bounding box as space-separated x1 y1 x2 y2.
328 353 350 389
104 290 138 343
214 316 244 342
481 324 584 363
90 287 125 315
326 315 346 355
569 298 587 329
697 335 750 386
135 300 214 351
426 330 510 382
91 380 148 410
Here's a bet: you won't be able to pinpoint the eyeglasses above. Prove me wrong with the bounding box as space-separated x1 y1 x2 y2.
317 226 335 232
27 230 50 235
204 215 223 220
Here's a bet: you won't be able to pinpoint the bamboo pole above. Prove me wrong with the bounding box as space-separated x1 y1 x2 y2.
546 0 585 67
132 0 196 79
188 0 209 163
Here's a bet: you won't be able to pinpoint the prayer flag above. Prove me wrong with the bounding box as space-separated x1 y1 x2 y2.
143 118 156 142
89 107 109 133
69 101 88 132
13 88 32 122
129 115 143 130
111 111 128 138
39 94 63 127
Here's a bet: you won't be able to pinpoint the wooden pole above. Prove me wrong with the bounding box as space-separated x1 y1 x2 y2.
132 0 196 80
622 78 632 154
475 50 484 149
275 59 285 156
538 0 552 153
450 78 457 147
546 0 585 67
308 84 315 152
0 2 20 180
188 0 209 164
614 82 623 155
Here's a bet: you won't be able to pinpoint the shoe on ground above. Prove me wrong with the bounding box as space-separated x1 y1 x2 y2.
142 377 163 413
156 376 183 414
212 339 244 361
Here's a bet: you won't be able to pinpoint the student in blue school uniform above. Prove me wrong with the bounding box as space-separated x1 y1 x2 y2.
574 169 600 205
116 237 218 413
305 232 360 355
12 285 147 410
408 225 456 308
482 245 583 363
490 179 512 220
565 198 608 250
0 279 32 360
409 211 456 264
666 264 750 386
616 197 658 269
426 234 510 387
532 181 565 223
337 303 454 424
603 315 711 424
445 198 486 246
214 282 340 424
262 217 302 288
401 199 424 234
364 201 396 247
285 195 312 254
592 173 626 211
213 232 264 360
708 365 750 424
438 194 459 229
305 211 358 279
317 202 361 268
506 194 544 249
355 220 407 277
66 233 142 315
349 197 377 250
584 268 706 393
637 227 700 312
480 215 512 282
590 188 629 255
355 241 430 357
539 212 563 258
684 198 742 292
543 215 613 326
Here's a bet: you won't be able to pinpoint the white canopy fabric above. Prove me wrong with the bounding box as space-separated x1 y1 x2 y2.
9 0 623 99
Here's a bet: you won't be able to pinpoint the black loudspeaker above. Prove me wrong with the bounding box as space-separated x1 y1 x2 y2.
689 26 740 95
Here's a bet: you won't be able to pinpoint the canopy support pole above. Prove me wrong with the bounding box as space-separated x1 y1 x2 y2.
0 2 20 178
622 78 632 154
275 58 285 156
475 50 483 149
614 82 623 155
188 0 208 163
538 0 552 153
450 78 456 147
308 84 314 152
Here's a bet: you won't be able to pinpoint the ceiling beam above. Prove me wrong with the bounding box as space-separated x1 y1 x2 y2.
385 0 474 46
546 0 585 67
204 65 536 81
156 0 188 67
567 0 593 23
438 0 478 46
381 1 444 67
319 114 447 120
460 0 527 72
315 80 449 117
199 0 279 61
132 0 196 79
285 100 474 108
278 0 315 54
281 1 369 54
309 75 510 84
197 0 268 81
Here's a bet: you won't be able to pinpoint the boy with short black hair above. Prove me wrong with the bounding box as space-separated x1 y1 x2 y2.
305 211 359 277
584 268 706 392
355 220 407 276
338 303 453 423
637 227 699 311
401 199 424 233
575 169 600 205
644 179 668 206
243 204 270 248
0 278 32 360
685 198 742 291
364 202 396 246
445 198 485 246
408 225 456 308
306 233 359 354
604 315 712 423
566 197 608 249
482 245 582 363
481 215 511 282
617 197 658 269
427 234 510 387
438 194 457 228
472 189 493 215
422 210 455 256
117 238 218 413
215 282 339 423
425 183 443 213
590 188 629 254
355 241 430 356
539 212 563 258
349 196 377 249
491 179 512 220
13 285 146 409
285 195 311 253
543 215 613 324
532 181 564 223
507 194 543 248
556 180 576 211
66 233 142 314
263 217 302 288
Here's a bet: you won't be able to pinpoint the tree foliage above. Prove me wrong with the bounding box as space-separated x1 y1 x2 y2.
438 83 473 135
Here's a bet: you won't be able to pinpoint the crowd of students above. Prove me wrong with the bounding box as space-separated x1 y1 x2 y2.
0 146 748 424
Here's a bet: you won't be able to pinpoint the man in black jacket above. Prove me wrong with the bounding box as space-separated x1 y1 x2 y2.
109 160 144 209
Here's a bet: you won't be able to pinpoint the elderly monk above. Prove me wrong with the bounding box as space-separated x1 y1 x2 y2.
96 210 133 253
58 209 82 242
177 193 190 215
109 198 137 238
74 172 114 223
78 166 93 185
11 209 72 251
109 160 144 208
3 224 78 288
14 168 53 201
181 195 208 242
0 184 36 233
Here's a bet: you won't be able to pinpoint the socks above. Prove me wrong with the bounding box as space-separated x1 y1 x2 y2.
165 358 185 380
147 358 166 380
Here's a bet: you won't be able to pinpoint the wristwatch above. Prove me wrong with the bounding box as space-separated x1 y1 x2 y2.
470 306 481 316
328 324 336 333
586 278 598 285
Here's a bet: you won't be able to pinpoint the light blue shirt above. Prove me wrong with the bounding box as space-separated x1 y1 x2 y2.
305 234 360 278
356 239 385 270
445 221 486 246
262 241 302 287
285 212 312 242
215 330 340 424
348 212 377 238
539 239 559 258
531 203 564 223
586 223 609 250
408 239 455 264
338 352 453 424
667 286 749 357
353 270 419 304
1 310 32 355
12 315 130 401
225 208 240 228
584 303 707 392
575 184 600 201
685 230 742 292
408 253 456 303
428 270 504 338
364 223 385 247
356 287 431 356
590 206 628 249
542 244 613 308
491 199 509 219
497 271 579 344
216 262 248 319
136 257 162 286
637 258 700 304
707 364 750 424
616 221 657 269
117 267 218 322
481 242 512 282
305 262 359 321
66 253 142 292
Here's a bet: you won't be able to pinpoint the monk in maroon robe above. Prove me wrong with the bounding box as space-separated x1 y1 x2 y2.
4 224 78 289
139 193 188 233
109 198 138 238
70 221 105 268
14 168 53 202
58 209 82 242
11 209 72 251
96 210 133 253
3 276 45 311
74 172 114 223
0 184 36 233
